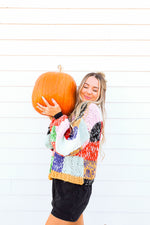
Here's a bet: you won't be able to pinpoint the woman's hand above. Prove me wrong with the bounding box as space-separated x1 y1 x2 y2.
36 97 61 117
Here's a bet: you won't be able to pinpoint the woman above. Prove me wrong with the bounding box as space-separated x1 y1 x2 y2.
37 72 107 225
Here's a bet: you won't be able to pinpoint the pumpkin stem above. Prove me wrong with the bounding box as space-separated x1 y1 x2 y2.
58 65 63 72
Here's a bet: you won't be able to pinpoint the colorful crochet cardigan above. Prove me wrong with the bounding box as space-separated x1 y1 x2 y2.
45 102 103 185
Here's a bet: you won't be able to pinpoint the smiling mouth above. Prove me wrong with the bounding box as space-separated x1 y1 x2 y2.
84 95 91 100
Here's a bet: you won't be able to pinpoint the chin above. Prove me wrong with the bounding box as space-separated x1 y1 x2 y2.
83 99 94 102
80 95 94 102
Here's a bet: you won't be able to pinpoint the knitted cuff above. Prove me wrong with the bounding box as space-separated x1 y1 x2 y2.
54 111 63 119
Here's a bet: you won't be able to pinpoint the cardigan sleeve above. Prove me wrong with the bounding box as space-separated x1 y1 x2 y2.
45 103 102 156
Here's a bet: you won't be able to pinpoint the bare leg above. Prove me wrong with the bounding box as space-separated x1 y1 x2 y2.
74 214 84 225
45 213 84 225
45 213 71 225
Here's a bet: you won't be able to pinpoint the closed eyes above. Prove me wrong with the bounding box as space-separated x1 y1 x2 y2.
83 85 98 92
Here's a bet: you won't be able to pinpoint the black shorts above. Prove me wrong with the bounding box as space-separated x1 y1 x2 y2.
51 178 93 222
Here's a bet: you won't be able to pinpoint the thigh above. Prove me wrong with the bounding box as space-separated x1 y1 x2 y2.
73 214 84 225
45 213 84 225
45 213 71 225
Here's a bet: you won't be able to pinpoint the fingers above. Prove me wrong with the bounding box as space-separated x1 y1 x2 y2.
51 98 59 107
36 101 53 115
36 103 45 110
36 103 49 115
36 105 45 113
42 96 50 106
42 96 58 107
36 105 49 116
36 97 53 113
36 97 61 116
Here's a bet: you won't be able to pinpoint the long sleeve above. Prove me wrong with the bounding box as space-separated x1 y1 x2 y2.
46 103 103 157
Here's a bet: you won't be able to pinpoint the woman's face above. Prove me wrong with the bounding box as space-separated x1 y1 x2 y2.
79 76 100 102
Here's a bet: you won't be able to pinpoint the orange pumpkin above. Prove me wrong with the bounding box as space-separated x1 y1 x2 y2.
32 66 77 115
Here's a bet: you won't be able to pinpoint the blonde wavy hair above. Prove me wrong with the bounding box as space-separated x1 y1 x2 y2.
69 72 107 160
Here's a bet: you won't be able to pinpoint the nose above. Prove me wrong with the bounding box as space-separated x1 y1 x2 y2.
87 88 92 94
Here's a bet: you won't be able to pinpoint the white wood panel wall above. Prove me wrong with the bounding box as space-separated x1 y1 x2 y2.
0 1 150 225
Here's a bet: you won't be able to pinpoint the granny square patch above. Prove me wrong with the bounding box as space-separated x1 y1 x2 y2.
51 152 64 173
68 126 78 140
76 142 99 161
90 122 101 142
50 126 56 142
62 156 84 177
84 160 97 179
